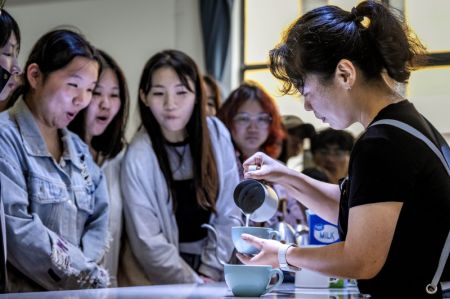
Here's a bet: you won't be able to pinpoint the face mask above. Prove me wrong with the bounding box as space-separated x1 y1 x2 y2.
0 65 11 93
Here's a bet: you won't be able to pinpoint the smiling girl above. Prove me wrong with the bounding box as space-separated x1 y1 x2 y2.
0 29 109 292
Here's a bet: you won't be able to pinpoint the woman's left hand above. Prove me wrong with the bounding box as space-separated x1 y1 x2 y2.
236 233 282 268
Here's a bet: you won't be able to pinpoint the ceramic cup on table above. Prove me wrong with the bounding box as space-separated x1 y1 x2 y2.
224 264 284 297
231 226 279 255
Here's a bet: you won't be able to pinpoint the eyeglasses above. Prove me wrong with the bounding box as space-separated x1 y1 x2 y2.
233 113 272 128
316 148 349 158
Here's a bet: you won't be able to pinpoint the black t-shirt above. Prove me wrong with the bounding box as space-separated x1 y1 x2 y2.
173 179 211 243
338 100 450 298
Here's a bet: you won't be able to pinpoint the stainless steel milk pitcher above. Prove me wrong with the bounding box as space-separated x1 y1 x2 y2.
233 179 279 222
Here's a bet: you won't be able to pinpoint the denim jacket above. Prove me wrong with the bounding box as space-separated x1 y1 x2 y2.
0 99 109 292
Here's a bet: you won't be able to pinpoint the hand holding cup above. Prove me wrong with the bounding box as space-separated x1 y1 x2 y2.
232 226 279 255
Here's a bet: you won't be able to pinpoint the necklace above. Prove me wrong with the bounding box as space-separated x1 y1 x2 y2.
172 144 188 171
165 139 190 172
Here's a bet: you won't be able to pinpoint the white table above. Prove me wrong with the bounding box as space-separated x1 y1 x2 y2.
0 282 365 299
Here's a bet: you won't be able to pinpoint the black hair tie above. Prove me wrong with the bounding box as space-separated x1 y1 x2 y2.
350 7 364 23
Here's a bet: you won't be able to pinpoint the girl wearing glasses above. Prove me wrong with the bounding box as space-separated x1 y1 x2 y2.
218 82 307 228
218 82 284 169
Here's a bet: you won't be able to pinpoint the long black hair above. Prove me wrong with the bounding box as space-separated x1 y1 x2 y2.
138 49 218 213
9 28 99 104
270 0 426 95
0 8 20 48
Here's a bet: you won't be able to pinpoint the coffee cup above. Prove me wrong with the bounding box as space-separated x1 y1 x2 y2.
295 268 341 288
224 264 284 297
232 226 279 255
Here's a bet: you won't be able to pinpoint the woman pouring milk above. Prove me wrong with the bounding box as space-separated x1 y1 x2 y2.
237 1 450 298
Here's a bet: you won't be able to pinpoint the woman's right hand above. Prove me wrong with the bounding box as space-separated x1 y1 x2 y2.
243 152 288 183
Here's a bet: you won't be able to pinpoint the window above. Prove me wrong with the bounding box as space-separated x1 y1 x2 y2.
241 0 450 134
404 0 450 133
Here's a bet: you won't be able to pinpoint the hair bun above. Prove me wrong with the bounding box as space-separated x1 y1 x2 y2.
350 7 364 23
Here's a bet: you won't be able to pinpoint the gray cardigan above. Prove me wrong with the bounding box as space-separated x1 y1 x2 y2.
119 117 240 285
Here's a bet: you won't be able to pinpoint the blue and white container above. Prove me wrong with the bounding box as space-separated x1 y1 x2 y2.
306 210 340 245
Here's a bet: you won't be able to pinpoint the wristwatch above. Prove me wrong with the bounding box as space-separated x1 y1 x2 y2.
278 243 299 272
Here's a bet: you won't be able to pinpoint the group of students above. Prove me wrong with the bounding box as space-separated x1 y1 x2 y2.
1 1 450 298
0 5 307 292
0 7 244 292
0 5 353 292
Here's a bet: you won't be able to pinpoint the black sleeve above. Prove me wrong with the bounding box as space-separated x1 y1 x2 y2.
348 136 415 208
